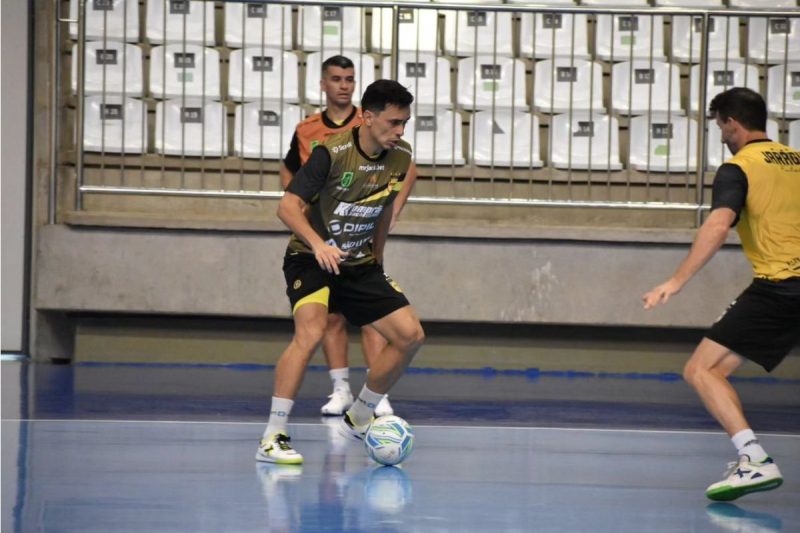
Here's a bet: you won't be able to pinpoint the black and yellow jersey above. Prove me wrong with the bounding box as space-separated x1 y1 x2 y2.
285 127 412 265
722 140 800 281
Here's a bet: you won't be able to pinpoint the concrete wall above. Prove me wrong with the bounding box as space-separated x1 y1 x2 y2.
30 224 754 359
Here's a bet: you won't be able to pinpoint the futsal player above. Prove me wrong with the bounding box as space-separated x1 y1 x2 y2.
280 55 418 418
257 79 425 464
643 87 799 501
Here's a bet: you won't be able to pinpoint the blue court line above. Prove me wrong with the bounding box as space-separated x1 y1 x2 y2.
74 361 800 384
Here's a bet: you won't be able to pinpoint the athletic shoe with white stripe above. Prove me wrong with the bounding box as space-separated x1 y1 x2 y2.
705 456 783 501
375 395 394 417
337 412 372 441
320 387 354 416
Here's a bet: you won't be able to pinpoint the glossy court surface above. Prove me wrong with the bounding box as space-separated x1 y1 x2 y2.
2 361 799 532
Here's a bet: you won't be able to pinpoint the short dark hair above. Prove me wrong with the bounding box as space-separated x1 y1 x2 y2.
360 79 414 114
321 55 354 74
708 87 767 132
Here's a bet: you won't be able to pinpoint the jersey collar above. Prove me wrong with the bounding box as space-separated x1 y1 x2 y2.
352 126 387 162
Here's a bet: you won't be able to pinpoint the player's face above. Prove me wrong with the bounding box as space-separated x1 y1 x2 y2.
321 66 355 107
715 114 739 154
364 105 410 151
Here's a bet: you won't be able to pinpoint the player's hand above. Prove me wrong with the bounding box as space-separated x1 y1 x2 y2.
642 279 681 310
313 242 349 275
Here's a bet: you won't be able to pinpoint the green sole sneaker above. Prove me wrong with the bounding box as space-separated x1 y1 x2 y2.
705 456 783 502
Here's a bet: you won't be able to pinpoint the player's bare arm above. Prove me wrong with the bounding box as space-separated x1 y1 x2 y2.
390 162 418 232
643 207 736 309
277 191 348 274
279 161 294 190
371 203 393 265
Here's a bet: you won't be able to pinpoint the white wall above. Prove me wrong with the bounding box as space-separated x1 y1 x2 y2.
1 1 31 352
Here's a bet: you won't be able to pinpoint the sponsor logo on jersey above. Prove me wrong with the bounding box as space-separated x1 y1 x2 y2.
330 141 353 154
333 202 384 218
340 172 354 188
358 163 386 172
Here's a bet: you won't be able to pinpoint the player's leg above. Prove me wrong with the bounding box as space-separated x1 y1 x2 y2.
320 313 355 415
360 325 394 416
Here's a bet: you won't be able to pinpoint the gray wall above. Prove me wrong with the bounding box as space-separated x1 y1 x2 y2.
1 1 31 352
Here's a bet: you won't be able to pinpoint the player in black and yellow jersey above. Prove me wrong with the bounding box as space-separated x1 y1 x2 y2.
280 55 417 419
643 87 799 501
256 80 424 464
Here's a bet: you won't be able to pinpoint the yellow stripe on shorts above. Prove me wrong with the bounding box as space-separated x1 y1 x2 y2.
293 287 330 314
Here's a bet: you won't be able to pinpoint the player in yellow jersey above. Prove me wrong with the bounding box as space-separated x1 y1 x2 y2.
280 55 418 418
643 87 799 501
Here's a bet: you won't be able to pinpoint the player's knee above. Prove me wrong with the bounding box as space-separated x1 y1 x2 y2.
682 359 703 387
293 322 326 354
399 324 425 354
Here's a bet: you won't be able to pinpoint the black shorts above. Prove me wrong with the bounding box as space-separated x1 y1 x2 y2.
706 277 800 372
283 251 410 327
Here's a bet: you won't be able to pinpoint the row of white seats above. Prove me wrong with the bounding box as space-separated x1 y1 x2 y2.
70 1 800 64
71 43 800 118
83 97 798 170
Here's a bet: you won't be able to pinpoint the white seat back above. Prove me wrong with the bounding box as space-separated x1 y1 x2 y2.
690 62 760 115
223 3 293 49
629 114 698 171
767 63 800 118
228 48 299 103
233 102 302 159
304 52 375 107
383 53 452 112
581 0 648 4
789 120 800 149
707 119 780 169
550 113 622 170
371 1 438 53
82 95 148 154
654 0 723 5
71 41 143 96
145 0 215 45
154 99 227 156
405 110 465 165
519 11 590 60
469 110 543 167
442 8 514 57
457 56 526 111
596 14 665 62
533 59 604 114
299 5 363 53
747 17 800 64
730 0 796 6
611 60 682 115
149 44 220 100
70 0 139 42
671 15 740 63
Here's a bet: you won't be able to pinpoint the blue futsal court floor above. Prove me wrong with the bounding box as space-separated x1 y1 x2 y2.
2 361 799 532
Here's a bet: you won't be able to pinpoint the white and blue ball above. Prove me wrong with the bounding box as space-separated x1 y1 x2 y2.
364 415 414 466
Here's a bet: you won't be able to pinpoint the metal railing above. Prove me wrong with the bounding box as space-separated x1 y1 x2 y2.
55 0 800 226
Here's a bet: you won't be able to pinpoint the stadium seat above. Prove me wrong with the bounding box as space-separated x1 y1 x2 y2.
689 62 759 115
223 2 293 49
654 0 722 5
582 0 649 5
469 110 543 167
442 6 514 57
789 120 800 149
596 14 665 62
82 95 148 154
707 119 780 169
404 110 465 165
729 0 796 6
671 15 741 63
371 1 438 54
549 113 623 171
610 60 682 116
746 16 800 64
766 62 800 118
628 114 699 172
154 99 227 156
69 0 139 42
71 41 143 96
532 58 604 114
228 48 300 103
519 7 590 60
145 0 215 45
149 44 220 100
299 5 363 53
457 56 526 111
382 53 452 111
304 52 375 107
233 102 302 159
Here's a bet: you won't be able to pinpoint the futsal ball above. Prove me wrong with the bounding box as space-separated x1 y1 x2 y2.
364 415 414 466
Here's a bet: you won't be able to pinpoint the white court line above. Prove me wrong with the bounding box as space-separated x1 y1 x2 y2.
3 418 799 438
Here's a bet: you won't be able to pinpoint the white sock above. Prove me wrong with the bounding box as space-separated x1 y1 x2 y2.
329 367 350 391
264 396 294 438
732 428 768 463
347 385 384 426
